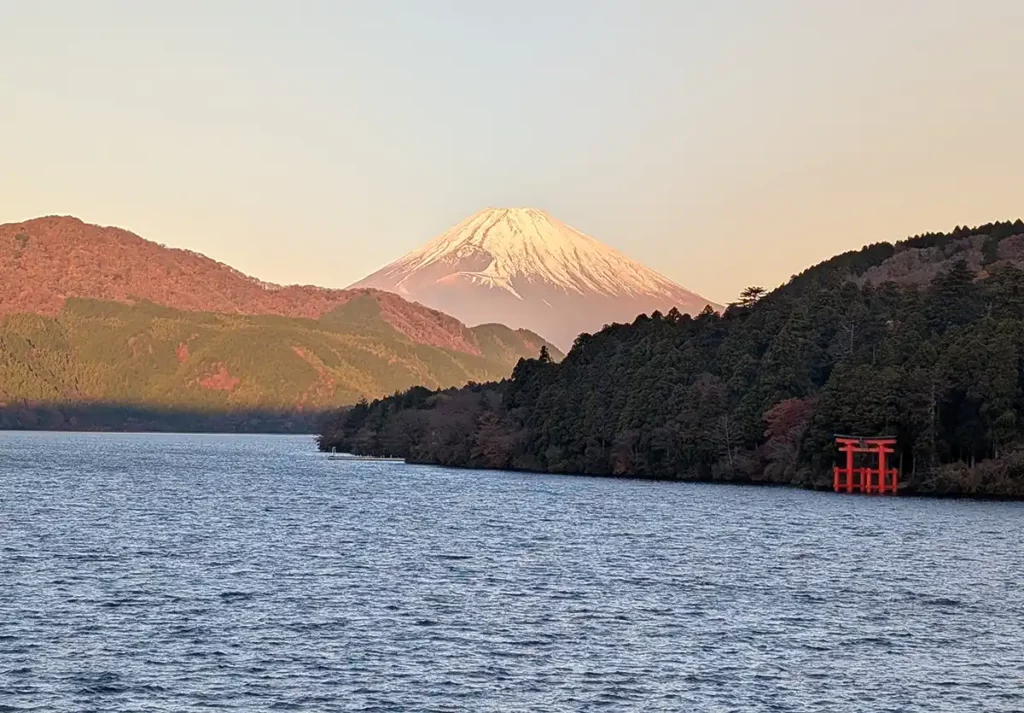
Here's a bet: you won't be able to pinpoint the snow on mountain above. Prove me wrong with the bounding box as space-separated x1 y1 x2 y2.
351 208 720 349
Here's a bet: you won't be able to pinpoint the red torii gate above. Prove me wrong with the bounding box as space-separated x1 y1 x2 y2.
833 436 899 495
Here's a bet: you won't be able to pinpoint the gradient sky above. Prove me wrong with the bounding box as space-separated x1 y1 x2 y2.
2 1 1022 305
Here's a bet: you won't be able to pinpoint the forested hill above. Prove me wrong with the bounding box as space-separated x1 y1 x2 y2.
319 219 1024 498
0 297 559 431
0 215 537 357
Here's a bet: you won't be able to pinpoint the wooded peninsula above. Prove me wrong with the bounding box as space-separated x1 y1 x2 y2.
319 220 1024 499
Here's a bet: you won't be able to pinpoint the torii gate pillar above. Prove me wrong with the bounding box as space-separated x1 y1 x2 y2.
833 436 899 495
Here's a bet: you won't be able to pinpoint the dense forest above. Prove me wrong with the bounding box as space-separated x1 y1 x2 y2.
0 296 559 431
319 220 1024 498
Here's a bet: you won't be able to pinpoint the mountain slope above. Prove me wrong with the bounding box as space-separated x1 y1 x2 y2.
0 296 560 416
0 215 512 356
350 207 720 349
0 215 560 430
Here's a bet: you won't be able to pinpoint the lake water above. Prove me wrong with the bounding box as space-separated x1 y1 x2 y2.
1 431 1022 712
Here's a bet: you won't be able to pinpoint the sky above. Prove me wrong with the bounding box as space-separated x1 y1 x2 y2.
1 0 1022 305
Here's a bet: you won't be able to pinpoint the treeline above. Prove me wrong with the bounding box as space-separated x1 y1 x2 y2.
319 220 1024 498
0 402 327 433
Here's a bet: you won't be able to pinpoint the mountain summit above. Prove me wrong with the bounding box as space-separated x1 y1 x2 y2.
351 208 719 348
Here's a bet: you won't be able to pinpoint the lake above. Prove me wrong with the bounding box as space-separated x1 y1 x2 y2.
1 431 1022 711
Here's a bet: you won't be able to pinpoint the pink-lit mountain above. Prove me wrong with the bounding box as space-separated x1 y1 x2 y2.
350 208 720 349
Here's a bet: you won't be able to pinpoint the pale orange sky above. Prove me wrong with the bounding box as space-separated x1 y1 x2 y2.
2 1 1022 305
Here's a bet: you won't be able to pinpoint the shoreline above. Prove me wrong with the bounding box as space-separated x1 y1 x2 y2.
344 455 1024 502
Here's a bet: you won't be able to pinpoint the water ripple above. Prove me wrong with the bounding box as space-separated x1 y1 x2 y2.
1 431 1023 711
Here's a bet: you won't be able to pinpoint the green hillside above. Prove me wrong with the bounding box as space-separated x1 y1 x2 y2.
0 296 558 428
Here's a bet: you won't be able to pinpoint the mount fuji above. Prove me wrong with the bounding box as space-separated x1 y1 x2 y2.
350 208 720 349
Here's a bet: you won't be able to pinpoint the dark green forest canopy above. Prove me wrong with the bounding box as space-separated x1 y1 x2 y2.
319 219 1024 498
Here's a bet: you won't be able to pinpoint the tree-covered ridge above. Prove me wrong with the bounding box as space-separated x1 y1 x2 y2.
0 296 560 424
0 215 535 356
319 219 1024 498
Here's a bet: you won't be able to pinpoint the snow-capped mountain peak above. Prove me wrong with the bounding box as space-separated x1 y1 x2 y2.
351 208 718 348
380 208 689 299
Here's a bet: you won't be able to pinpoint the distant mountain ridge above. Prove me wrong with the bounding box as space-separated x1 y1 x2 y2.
0 216 561 429
0 215 526 357
350 207 720 349
0 296 558 412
